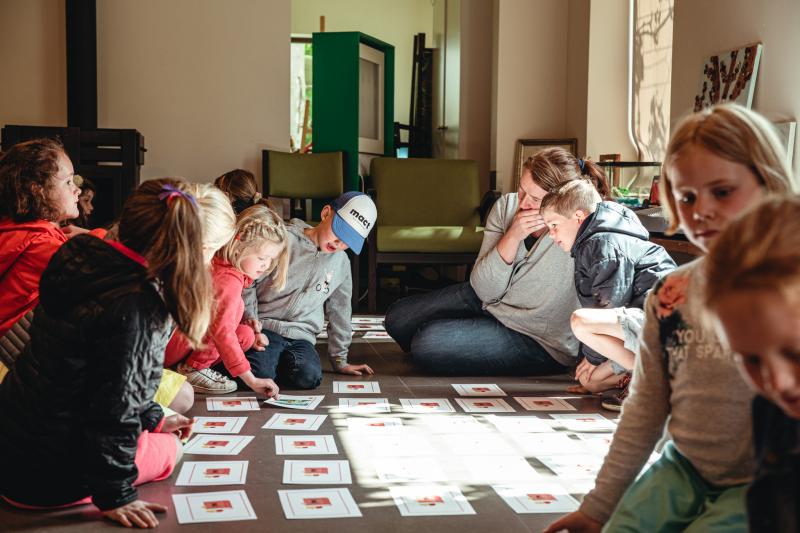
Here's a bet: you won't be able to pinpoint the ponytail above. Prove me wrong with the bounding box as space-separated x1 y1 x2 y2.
577 158 611 199
214 168 261 215
523 147 610 198
118 179 212 348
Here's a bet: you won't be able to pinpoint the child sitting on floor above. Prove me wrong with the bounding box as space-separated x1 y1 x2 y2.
544 103 797 533
0 179 209 529
244 191 377 389
540 178 675 406
165 203 287 397
704 196 800 533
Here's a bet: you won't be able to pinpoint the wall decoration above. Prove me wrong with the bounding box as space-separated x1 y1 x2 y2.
513 138 578 189
774 121 796 168
694 43 762 111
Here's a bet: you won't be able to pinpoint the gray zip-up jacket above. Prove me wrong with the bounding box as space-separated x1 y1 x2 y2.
470 193 580 366
243 219 352 370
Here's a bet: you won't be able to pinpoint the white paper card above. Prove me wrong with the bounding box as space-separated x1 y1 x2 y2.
485 415 555 433
275 434 338 455
374 457 448 483
173 490 256 523
575 433 614 456
283 460 352 485
550 413 617 432
514 397 576 411
390 485 475 516
337 398 391 413
438 433 516 456
206 397 260 412
262 413 327 431
183 435 254 456
346 417 404 433
462 455 541 483
363 331 392 339
421 416 489 434
265 394 324 410
363 434 437 457
537 454 605 478
193 417 247 434
493 483 580 514
455 397 515 413
333 381 381 394
175 461 249 486
452 383 507 396
351 316 384 324
278 488 362 519
507 433 586 456
352 324 385 331
399 398 455 413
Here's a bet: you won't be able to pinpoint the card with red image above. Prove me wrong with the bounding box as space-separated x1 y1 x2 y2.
514 397 576 411
275 434 338 455
333 381 381 393
206 396 260 411
283 460 352 484
278 488 362 519
173 490 256 523
262 413 327 431
493 483 579 513
399 398 455 413
192 417 247 434
452 383 507 396
183 434 254 456
389 485 475 516
455 397 515 413
175 461 248 486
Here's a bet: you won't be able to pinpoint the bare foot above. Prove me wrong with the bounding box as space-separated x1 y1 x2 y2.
566 384 593 395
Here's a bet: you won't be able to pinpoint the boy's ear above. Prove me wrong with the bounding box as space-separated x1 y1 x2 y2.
320 205 332 219
574 209 589 223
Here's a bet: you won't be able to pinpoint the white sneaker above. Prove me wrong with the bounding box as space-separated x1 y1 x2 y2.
177 364 237 395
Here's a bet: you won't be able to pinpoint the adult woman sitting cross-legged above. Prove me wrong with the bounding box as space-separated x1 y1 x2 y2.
385 148 610 376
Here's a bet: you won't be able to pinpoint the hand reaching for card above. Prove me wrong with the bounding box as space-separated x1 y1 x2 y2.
160 414 194 441
241 372 280 399
103 499 167 529
542 510 602 533
337 363 374 376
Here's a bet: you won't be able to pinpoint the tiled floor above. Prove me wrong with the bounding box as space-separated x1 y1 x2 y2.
1 322 615 533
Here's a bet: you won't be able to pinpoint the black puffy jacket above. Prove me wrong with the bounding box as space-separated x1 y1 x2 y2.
0 235 172 511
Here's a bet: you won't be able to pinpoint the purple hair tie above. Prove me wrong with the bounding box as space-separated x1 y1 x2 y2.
158 184 197 208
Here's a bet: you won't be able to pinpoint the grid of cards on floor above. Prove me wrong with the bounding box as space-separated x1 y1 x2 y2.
174 385 657 523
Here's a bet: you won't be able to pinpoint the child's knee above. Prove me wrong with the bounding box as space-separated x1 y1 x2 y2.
169 382 194 414
290 366 322 390
236 324 256 351
570 309 589 336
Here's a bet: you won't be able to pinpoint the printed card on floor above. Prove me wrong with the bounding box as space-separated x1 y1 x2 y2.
493 483 580 514
363 434 437 457
278 488 362 519
399 398 455 413
550 413 617 432
351 324 385 331
283 460 352 485
462 455 541 483
422 415 489 434
514 397 576 411
438 433 516 456
275 434 338 455
333 381 381 394
363 331 392 340
262 413 327 431
374 457 448 483
390 485 476 517
337 398 391 413
193 417 247 434
485 415 555 433
452 383 507 396
455 397 515 413
351 316 385 324
175 461 249 486
346 417 404 433
507 433 586 456
206 397 260 412
183 435 254 456
575 433 614 456
173 490 256 524
537 454 605 478
265 394 324 410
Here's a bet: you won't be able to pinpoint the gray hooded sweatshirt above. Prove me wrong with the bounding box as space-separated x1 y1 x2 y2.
243 219 352 370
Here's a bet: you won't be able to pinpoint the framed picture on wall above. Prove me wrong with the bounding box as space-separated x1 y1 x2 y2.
513 138 578 188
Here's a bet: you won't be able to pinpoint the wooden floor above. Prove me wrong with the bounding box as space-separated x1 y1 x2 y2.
1 323 615 533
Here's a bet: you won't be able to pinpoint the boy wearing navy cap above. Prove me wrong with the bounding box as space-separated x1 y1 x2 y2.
243 192 377 389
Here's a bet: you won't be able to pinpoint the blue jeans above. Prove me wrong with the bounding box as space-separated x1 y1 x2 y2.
245 329 322 390
384 282 565 376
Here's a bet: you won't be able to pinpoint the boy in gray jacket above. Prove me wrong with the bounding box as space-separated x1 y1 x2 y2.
541 179 675 403
244 192 377 389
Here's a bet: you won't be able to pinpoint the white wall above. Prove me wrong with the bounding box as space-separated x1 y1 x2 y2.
671 0 800 168
97 0 291 183
0 0 66 128
291 0 433 127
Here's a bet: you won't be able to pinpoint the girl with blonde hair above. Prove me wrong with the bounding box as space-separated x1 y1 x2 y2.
546 103 797 532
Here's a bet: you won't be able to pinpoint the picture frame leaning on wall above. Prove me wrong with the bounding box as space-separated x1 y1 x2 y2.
513 138 578 189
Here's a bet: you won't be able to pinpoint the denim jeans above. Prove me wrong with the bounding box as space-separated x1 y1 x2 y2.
245 329 322 390
384 282 565 376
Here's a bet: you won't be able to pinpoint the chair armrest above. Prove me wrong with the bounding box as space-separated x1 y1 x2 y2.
478 190 501 226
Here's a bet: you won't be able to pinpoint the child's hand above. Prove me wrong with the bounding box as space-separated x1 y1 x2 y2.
61 224 90 239
575 359 598 385
103 499 168 529
243 317 262 333
251 333 269 351
337 363 374 376
160 414 194 441
242 373 280 399
542 510 602 533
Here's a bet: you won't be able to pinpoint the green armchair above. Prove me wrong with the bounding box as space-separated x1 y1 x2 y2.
367 157 489 312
